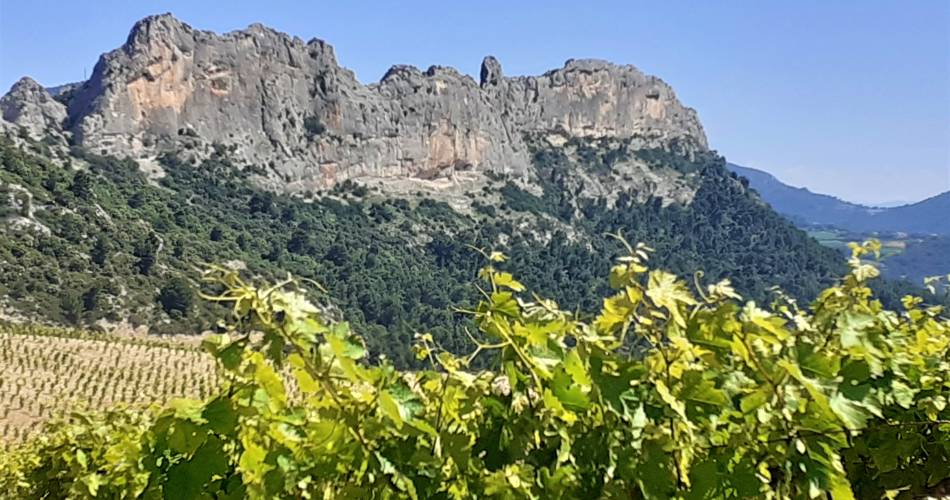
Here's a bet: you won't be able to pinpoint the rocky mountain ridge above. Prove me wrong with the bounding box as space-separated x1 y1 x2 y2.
1 13 707 193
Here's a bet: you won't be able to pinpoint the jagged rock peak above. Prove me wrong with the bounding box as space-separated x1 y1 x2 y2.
562 58 630 71
125 12 189 47
6 76 44 94
425 65 467 79
480 56 503 87
2 13 710 193
0 77 68 140
381 64 423 82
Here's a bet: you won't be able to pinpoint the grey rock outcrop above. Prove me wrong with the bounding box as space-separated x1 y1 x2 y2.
0 77 68 141
486 58 707 146
480 56 503 87
2 13 708 193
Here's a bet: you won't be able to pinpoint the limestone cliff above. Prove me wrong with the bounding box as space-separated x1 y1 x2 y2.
1 13 707 193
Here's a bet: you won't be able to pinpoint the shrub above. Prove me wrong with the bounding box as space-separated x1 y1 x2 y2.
69 170 94 200
58 292 83 324
303 116 326 138
158 277 194 316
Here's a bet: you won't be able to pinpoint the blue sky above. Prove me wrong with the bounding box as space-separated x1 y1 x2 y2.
1 1 948 204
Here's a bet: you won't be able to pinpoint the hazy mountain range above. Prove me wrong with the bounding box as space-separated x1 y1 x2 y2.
727 163 950 236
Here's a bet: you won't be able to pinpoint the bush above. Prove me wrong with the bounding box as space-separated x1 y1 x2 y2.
1 241 948 498
58 292 83 324
303 116 326 138
158 277 194 316
133 235 159 276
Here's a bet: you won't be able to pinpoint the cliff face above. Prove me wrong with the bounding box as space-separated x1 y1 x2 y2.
2 13 707 193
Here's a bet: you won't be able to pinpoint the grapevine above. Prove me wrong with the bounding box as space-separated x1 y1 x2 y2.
0 240 947 499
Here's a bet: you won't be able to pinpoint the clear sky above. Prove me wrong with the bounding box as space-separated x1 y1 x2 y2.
1 1 948 204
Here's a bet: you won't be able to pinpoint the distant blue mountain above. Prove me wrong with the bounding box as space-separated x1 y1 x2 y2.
726 163 950 236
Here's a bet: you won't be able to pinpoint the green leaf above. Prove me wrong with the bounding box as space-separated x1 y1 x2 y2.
494 272 526 292
170 398 207 423
837 312 882 361
379 390 404 428
293 367 319 393
327 330 366 360
212 339 244 371
740 388 770 413
798 345 840 379
646 270 696 328
165 436 230 500
830 392 870 430
890 380 915 409
251 354 287 408
595 292 635 333
489 291 520 318
168 419 206 456
654 379 687 419
563 349 591 388
202 397 237 435
680 372 728 407
81 473 102 497
635 442 677 499
552 370 590 410
238 441 271 484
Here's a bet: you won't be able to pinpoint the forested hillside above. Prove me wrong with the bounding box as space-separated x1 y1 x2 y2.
0 133 859 365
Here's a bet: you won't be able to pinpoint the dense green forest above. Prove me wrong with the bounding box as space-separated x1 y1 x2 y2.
0 134 928 365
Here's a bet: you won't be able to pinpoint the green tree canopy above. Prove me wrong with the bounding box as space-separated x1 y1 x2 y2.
158 277 195 316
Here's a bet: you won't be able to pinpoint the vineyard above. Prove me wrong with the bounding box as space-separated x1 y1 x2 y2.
0 324 218 443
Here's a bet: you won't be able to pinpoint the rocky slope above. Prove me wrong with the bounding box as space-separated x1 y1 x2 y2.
1 13 706 194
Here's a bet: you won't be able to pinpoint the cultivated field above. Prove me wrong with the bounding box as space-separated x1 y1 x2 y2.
0 324 219 443
807 228 907 257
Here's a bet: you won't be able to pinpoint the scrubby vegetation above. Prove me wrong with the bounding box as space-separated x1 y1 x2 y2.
1 241 947 498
